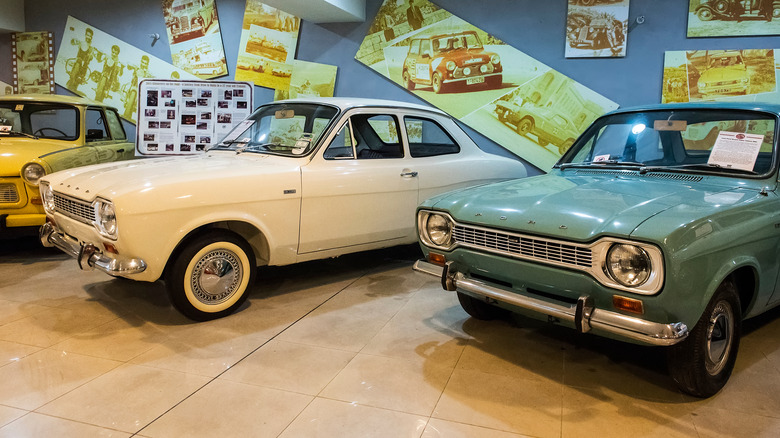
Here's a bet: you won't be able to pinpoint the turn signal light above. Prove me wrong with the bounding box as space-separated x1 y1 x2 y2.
103 242 118 254
428 252 446 266
613 295 644 314
30 197 43 205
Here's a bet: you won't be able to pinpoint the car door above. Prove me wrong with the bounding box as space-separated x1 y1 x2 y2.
87 107 134 162
298 110 419 254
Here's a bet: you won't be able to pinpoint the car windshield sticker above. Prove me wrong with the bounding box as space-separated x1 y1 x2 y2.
0 125 10 132
708 131 763 171
593 154 610 162
221 119 255 144
15 105 23 111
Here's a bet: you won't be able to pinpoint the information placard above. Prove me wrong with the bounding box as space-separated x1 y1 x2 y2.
136 79 253 156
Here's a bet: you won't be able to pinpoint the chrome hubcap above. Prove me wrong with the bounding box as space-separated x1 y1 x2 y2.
705 301 733 376
190 249 242 305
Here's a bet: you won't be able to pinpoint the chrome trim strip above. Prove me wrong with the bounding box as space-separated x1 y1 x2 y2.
413 259 687 346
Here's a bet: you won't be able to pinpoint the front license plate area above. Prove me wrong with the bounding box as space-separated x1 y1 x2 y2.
466 76 485 85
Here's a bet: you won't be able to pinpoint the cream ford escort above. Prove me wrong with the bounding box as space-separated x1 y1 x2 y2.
39 98 526 320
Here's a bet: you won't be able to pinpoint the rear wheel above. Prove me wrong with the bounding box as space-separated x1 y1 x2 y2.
517 118 533 137
667 280 741 397
165 230 256 321
457 292 506 320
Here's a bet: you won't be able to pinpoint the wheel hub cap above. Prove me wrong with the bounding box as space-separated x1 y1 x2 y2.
705 301 733 375
191 249 242 305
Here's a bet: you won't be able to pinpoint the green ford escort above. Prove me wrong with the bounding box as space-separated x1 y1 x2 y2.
415 103 779 397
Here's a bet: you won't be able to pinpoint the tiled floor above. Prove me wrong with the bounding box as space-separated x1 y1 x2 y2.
2 237 780 437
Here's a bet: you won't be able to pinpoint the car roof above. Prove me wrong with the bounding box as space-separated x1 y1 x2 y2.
605 102 780 117
0 93 110 107
272 97 448 116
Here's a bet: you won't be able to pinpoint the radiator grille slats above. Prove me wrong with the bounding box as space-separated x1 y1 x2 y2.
0 184 19 203
53 193 94 224
453 225 593 268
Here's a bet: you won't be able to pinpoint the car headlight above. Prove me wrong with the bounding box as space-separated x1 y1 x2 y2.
94 199 118 239
491 54 500 64
463 67 471 76
420 212 453 248
697 81 706 89
40 182 55 213
21 163 46 185
606 244 651 287
446 61 456 71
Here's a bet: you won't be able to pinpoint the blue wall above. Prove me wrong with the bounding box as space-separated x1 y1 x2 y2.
3 0 780 173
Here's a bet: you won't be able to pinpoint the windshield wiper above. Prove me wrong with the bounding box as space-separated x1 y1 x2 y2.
663 163 758 175
0 130 38 140
559 160 645 170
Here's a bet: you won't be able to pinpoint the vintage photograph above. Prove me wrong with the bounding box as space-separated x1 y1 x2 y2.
162 0 227 79
688 0 780 37
235 1 300 90
273 59 338 100
662 49 776 103
565 0 628 58
13 31 55 94
355 0 617 169
54 16 197 124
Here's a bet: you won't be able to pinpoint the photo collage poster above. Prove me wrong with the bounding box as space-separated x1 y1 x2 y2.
235 0 301 90
688 0 780 37
136 79 252 156
356 0 618 170
565 0 629 58
161 0 228 79
12 31 55 94
273 60 338 100
55 16 199 125
661 49 776 103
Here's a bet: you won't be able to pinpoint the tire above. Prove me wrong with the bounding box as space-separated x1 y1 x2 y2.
697 8 714 21
667 280 741 398
403 69 415 90
517 118 533 137
432 72 444 93
165 230 256 321
457 292 506 320
580 0 596 5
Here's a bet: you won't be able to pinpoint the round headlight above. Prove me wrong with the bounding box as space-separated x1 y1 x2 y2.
445 61 456 71
21 163 46 185
491 54 500 64
426 214 453 247
40 182 55 212
697 81 705 89
607 244 651 287
463 67 472 76
94 199 117 238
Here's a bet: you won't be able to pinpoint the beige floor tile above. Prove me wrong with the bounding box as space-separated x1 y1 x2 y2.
0 412 131 437
560 386 698 438
0 340 41 367
0 406 26 429
279 397 428 438
0 304 119 348
36 363 210 433
321 353 452 416
433 368 562 438
0 349 120 410
54 315 169 362
141 379 312 438
0 300 50 326
422 418 530 438
690 406 780 438
684 369 780 418
221 339 355 395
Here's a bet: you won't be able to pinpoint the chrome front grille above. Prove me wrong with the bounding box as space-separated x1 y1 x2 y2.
453 225 593 268
53 193 94 224
0 183 19 203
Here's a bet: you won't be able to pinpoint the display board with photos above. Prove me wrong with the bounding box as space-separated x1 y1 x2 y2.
12 31 55 94
136 79 253 156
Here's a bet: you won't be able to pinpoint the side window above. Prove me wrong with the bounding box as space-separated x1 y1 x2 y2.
85 108 107 142
104 109 126 141
323 122 355 159
354 114 403 159
420 39 432 57
408 40 420 55
405 117 460 157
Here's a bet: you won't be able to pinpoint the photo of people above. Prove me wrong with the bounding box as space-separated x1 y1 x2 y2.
688 0 780 37
565 0 628 58
217 113 231 123
162 0 228 79
236 101 248 109
145 109 156 117
147 90 158 106
13 31 55 94
181 114 196 125
167 109 176 119
143 133 155 141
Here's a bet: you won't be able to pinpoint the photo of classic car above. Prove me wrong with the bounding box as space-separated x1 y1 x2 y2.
696 50 751 97
402 30 502 94
0 94 134 237
493 101 580 154
39 98 526 321
567 14 624 52
694 0 780 21
414 103 780 397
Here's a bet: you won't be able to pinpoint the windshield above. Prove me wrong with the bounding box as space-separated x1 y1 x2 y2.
0 102 79 140
558 109 777 177
210 102 339 156
433 32 482 53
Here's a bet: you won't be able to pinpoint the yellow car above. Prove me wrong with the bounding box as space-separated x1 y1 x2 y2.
0 94 134 237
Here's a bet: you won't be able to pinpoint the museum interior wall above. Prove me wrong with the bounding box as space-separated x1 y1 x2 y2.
2 0 779 171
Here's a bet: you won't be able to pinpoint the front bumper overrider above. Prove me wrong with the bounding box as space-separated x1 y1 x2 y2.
413 259 688 346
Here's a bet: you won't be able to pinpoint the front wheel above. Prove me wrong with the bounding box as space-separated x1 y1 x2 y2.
432 72 444 94
457 292 506 320
165 230 256 321
667 280 741 397
697 8 714 21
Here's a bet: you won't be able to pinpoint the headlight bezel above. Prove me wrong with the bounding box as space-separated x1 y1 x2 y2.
417 210 455 249
21 163 46 186
491 54 501 65
605 243 652 288
93 198 118 239
40 181 55 213
445 60 457 71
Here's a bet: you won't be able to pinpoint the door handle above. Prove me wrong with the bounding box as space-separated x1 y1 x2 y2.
400 171 418 177
117 149 125 153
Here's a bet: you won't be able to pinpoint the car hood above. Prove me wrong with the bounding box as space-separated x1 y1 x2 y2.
440 47 493 66
700 66 746 83
0 138 78 176
43 152 303 204
426 172 756 242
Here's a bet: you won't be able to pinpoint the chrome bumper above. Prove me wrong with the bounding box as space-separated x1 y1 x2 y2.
39 222 147 276
413 259 688 346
